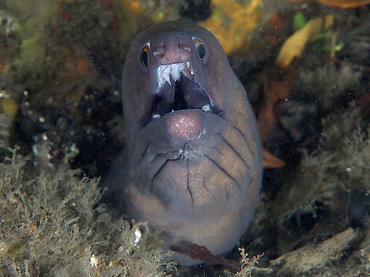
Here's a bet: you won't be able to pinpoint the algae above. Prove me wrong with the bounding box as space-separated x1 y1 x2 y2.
271 228 358 273
0 118 175 276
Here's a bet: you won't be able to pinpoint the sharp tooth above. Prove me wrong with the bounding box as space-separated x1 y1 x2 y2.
171 64 181 81
202 104 211 112
185 61 194 75
157 62 190 90
164 75 171 86
157 65 171 88
163 66 172 86
152 114 161 119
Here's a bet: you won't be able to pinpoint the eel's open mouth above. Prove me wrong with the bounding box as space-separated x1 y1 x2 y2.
143 61 220 126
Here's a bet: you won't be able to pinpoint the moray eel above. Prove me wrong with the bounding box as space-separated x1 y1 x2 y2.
106 20 262 266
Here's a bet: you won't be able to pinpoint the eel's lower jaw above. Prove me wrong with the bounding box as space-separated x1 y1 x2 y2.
161 109 206 143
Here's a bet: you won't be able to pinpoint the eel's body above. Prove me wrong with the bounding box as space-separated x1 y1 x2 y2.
106 20 262 265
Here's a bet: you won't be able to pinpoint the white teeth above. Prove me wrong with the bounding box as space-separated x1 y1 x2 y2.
156 61 193 90
185 62 194 75
202 104 211 112
152 114 161 119
157 64 182 87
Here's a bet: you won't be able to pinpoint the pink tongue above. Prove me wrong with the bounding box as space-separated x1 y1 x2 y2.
163 110 205 141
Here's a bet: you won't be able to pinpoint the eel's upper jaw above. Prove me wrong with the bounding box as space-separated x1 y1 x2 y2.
143 61 220 126
156 61 194 89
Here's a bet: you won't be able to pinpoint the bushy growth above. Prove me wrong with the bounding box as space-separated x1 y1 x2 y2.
0 142 175 276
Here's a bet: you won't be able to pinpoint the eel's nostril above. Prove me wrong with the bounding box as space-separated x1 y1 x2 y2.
153 44 165 57
178 42 191 53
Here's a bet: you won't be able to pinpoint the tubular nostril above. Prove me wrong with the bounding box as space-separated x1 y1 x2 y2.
152 35 193 64
178 42 191 53
153 44 165 58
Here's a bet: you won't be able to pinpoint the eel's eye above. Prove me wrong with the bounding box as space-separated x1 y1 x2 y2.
140 43 150 67
192 37 208 64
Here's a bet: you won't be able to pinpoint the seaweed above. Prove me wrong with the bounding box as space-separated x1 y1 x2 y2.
0 125 175 276
233 249 272 277
270 228 358 274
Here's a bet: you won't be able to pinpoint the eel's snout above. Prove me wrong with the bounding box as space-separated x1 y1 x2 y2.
161 109 205 142
151 33 194 65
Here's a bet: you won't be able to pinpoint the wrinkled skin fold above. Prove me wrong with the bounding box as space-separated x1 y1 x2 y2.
104 20 263 266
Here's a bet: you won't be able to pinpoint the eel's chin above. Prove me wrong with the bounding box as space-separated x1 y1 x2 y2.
143 108 212 161
159 109 206 144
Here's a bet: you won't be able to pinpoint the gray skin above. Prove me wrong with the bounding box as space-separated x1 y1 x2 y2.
106 20 262 266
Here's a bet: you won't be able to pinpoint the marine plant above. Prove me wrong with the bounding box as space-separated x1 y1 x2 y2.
0 128 175 276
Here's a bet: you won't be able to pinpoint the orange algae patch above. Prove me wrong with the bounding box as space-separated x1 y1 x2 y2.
120 0 145 14
77 58 89 74
0 56 11 74
66 89 85 104
2 98 18 115
119 0 169 21
290 0 370 8
200 0 262 55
